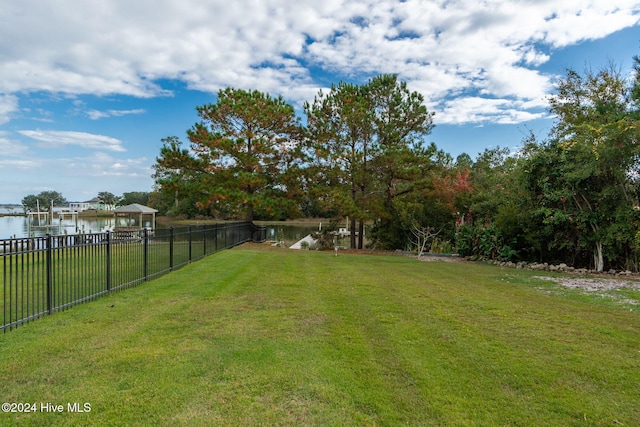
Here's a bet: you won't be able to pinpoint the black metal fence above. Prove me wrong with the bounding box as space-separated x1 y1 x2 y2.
1 222 266 332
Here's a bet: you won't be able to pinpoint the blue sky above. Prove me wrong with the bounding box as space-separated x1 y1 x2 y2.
1 1 639 204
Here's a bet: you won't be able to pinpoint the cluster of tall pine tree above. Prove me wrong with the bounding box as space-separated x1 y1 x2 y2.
153 57 640 271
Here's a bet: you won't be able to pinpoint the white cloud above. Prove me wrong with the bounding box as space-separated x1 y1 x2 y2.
84 152 150 178
436 97 549 125
541 2 640 47
0 95 18 125
0 133 41 203
0 0 639 125
86 109 146 120
0 131 29 156
1 0 639 205
0 159 40 169
18 130 126 152
0 151 153 203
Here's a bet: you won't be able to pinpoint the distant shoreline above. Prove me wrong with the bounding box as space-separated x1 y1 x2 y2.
0 211 117 218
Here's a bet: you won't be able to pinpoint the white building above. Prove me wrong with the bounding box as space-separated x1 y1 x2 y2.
69 197 102 212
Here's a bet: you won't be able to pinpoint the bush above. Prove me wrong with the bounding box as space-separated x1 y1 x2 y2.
430 238 453 254
455 225 518 261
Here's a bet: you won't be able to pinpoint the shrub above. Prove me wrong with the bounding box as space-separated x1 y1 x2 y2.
455 225 518 261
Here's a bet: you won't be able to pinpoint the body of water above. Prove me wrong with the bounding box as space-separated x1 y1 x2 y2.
0 214 324 247
0 215 134 239
262 223 323 247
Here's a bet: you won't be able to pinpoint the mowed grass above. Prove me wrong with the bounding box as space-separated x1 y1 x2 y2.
0 245 639 426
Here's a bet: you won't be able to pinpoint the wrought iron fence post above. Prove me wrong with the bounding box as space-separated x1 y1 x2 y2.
46 234 53 314
169 227 174 271
106 231 111 291
143 228 149 281
203 226 207 255
188 226 192 262
1 222 271 333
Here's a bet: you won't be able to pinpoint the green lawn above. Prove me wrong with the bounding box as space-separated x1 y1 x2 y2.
1 239 205 328
0 244 639 426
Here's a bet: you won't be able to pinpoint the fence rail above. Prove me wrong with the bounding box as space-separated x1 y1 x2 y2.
1 222 266 332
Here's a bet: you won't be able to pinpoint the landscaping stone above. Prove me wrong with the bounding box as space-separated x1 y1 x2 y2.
454 254 638 278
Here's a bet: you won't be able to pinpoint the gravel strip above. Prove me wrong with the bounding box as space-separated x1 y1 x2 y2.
534 276 640 291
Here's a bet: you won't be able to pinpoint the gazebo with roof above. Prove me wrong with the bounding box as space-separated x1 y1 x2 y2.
113 204 158 231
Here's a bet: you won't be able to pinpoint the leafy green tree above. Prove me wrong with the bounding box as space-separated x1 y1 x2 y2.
305 81 374 248
21 195 39 213
367 74 435 215
448 146 529 262
21 191 67 213
367 144 455 250
306 75 436 249
153 136 210 217
154 89 304 220
365 75 437 249
120 191 150 207
523 63 640 271
464 148 529 233
97 191 119 210
191 88 303 220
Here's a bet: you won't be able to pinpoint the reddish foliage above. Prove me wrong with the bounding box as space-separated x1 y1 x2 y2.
431 168 473 209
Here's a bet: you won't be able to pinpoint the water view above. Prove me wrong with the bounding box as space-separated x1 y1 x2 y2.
261 222 324 247
0 214 134 239
0 211 324 247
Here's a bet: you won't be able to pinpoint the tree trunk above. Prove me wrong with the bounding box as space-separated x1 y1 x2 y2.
594 241 604 272
358 219 364 249
350 217 357 249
